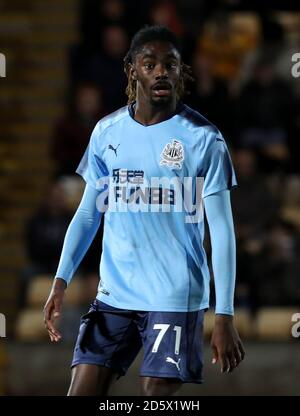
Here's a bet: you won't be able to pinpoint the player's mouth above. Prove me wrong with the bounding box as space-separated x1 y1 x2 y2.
152 82 172 97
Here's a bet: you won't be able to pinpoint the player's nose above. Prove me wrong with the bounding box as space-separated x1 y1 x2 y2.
155 63 168 79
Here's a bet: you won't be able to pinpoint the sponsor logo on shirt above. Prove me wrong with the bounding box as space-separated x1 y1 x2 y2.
95 168 204 223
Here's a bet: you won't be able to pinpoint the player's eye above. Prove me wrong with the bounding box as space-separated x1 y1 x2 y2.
144 63 155 70
166 62 177 70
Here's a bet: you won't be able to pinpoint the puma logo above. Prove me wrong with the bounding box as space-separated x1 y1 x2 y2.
108 144 120 156
166 356 181 371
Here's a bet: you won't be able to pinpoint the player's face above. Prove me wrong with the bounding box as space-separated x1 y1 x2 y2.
132 41 181 106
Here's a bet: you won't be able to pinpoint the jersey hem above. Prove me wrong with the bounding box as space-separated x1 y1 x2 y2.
96 294 209 312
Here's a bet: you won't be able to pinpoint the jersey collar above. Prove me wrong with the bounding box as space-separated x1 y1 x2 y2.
128 101 185 126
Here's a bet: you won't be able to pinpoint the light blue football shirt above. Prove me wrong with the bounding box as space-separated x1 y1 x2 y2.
76 103 237 311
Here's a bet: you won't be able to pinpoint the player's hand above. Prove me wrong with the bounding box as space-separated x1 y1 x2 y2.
210 314 245 373
43 278 67 342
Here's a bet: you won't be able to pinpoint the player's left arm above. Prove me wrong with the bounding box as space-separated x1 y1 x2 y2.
204 189 245 373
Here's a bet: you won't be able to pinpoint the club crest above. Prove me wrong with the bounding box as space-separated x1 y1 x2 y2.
160 139 184 169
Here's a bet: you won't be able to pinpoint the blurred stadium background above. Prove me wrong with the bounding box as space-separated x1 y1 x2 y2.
0 0 300 395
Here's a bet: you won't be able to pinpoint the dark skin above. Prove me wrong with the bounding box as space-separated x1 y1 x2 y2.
44 40 245 396
129 41 180 126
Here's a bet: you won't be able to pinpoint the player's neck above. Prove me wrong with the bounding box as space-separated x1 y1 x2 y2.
134 98 177 126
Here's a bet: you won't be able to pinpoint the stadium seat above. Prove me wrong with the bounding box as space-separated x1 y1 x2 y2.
203 308 254 339
203 310 215 339
234 308 254 338
255 307 298 340
27 275 53 307
15 308 48 341
27 274 84 307
15 304 84 343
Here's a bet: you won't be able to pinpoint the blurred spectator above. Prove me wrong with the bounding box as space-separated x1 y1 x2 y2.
198 11 258 84
229 149 279 310
280 175 300 228
20 182 72 307
70 25 128 112
21 181 104 309
236 56 297 172
79 0 127 49
51 83 105 176
234 239 256 311
186 53 234 142
231 149 279 241
26 182 71 272
79 0 150 44
149 0 184 37
251 219 300 308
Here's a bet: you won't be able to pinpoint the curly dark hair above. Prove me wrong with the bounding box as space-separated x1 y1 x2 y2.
124 25 193 104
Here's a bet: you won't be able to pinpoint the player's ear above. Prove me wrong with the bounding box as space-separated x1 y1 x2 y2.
129 64 137 82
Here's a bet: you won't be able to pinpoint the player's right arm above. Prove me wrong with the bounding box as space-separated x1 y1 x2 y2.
44 183 103 342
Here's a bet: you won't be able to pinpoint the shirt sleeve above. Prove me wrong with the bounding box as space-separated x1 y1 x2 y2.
204 189 236 315
76 122 109 189
202 133 237 199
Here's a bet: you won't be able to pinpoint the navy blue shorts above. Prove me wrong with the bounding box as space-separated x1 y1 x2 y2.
71 299 205 383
